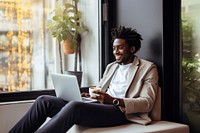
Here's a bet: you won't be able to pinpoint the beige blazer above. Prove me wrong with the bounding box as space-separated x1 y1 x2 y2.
97 56 159 125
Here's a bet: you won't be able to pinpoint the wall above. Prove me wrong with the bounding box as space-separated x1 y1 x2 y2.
0 101 33 133
115 0 183 122
115 0 163 86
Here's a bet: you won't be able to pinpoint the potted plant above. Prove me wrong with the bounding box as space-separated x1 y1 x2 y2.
47 0 87 86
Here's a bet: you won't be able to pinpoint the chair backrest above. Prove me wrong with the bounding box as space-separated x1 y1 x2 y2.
149 86 161 121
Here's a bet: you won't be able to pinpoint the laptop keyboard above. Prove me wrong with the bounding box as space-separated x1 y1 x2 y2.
82 97 97 102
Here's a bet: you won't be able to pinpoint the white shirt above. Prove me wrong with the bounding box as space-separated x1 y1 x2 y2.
106 63 132 98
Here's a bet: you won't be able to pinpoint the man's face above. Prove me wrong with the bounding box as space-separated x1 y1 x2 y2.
113 39 135 64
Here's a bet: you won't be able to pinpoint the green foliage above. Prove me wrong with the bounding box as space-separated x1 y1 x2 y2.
47 0 86 50
182 14 200 106
182 15 193 44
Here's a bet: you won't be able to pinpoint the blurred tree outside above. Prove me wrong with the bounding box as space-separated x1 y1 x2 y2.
182 14 200 133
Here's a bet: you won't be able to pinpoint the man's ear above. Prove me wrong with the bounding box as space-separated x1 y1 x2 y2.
130 46 135 53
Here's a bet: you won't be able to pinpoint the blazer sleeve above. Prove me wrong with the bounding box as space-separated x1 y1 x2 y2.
123 63 159 114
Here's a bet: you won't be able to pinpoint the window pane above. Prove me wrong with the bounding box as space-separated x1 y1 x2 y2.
0 0 101 93
182 0 200 132
0 0 55 92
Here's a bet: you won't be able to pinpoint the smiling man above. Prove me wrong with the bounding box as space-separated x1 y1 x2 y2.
9 26 159 133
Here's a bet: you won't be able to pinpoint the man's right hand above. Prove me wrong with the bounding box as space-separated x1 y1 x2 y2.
81 92 90 97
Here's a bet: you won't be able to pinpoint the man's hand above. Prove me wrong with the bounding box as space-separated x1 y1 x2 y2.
92 91 114 104
81 92 90 97
91 91 125 107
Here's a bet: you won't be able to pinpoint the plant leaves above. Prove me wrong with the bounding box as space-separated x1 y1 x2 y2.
62 32 67 40
47 0 87 45
65 3 75 9
52 16 60 21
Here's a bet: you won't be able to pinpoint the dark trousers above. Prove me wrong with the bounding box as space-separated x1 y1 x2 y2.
9 95 128 133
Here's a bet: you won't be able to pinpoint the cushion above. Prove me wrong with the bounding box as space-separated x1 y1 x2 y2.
68 87 185 133
68 121 190 133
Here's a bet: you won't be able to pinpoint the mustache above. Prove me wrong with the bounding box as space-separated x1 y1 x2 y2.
114 53 122 56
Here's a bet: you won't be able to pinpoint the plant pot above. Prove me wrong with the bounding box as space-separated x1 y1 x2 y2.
64 71 82 87
63 39 76 54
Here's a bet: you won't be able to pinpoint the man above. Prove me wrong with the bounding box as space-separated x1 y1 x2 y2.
9 26 159 133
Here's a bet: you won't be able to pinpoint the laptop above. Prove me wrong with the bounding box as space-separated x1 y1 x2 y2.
51 73 96 103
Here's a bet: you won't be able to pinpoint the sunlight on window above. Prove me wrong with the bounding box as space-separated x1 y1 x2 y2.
0 0 55 92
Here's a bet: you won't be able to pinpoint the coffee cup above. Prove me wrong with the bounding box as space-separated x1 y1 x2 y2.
89 87 101 97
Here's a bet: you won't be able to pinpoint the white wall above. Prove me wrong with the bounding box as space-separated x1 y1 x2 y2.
0 101 33 133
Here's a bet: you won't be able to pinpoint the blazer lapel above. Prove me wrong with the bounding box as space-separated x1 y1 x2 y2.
101 63 119 91
101 56 140 94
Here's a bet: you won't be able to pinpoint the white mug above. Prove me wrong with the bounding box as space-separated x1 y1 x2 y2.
89 87 101 97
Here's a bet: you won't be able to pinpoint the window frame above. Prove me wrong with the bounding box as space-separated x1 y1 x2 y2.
0 87 90 102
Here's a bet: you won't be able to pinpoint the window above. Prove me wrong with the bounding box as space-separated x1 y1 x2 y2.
0 0 54 92
181 0 200 132
0 0 101 101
